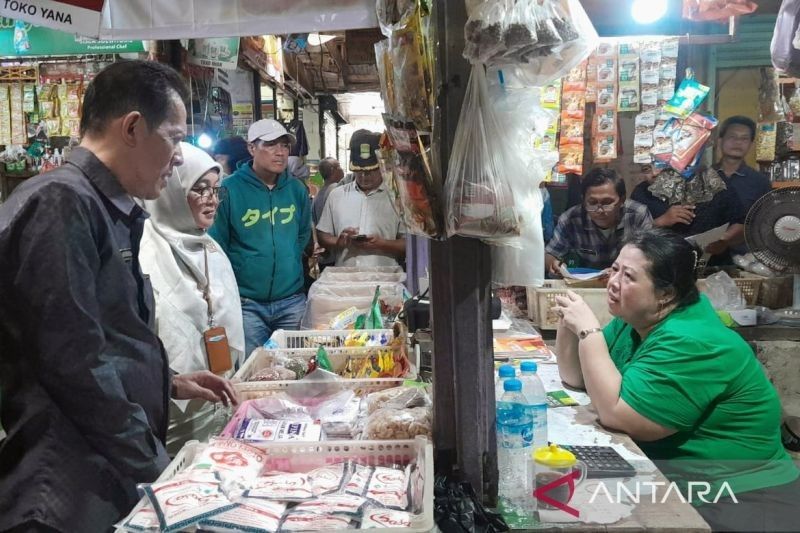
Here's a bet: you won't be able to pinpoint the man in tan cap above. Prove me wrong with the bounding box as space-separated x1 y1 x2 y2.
210 119 312 357
316 129 406 268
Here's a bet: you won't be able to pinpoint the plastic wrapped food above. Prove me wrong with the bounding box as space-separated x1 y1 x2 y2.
190 438 268 480
663 76 710 119
115 500 159 532
307 463 350 496
463 0 508 64
360 507 414 529
291 494 367 517
345 464 375 497
143 471 235 532
365 465 411 510
198 498 286 533
251 366 298 381
245 472 315 501
367 386 430 415
363 407 432 440
279 511 355 531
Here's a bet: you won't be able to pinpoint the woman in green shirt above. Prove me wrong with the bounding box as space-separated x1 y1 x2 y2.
553 228 798 532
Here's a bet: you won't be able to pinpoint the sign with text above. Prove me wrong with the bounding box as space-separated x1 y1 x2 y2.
0 0 105 37
0 17 144 56
187 37 240 70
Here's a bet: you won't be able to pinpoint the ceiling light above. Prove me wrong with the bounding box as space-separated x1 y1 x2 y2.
197 133 214 150
632 0 668 24
307 33 336 47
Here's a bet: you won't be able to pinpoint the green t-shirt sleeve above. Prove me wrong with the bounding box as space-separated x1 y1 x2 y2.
603 317 627 368
618 337 723 432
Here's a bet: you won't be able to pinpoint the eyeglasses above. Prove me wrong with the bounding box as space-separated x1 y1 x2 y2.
190 185 225 201
585 200 619 213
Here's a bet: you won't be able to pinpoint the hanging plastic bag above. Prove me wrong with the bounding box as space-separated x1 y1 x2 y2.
682 0 758 22
464 0 511 65
772 0 800 78
445 65 521 240
495 0 598 86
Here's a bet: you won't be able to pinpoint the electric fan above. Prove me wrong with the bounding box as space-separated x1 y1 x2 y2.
745 186 800 325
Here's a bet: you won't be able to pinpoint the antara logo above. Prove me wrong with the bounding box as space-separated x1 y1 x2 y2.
589 481 738 505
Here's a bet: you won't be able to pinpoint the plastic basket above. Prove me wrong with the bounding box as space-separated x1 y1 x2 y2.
319 270 408 283
269 328 394 350
527 281 612 330
130 437 434 533
696 274 764 307
324 266 405 274
234 377 407 401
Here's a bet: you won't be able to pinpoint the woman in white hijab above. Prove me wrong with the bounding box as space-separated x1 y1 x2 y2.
140 142 245 454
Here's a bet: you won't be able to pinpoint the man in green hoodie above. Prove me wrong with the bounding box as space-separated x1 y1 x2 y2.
210 119 312 357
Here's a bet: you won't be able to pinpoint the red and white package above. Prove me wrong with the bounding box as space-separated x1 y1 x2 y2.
307 462 348 496
116 499 159 531
245 472 314 501
278 511 354 531
143 471 235 532
291 494 367 517
360 507 415 529
365 466 410 510
344 464 374 497
198 498 286 533
191 438 268 481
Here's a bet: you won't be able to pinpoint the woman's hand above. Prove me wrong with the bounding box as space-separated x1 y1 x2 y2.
552 290 601 335
171 370 239 407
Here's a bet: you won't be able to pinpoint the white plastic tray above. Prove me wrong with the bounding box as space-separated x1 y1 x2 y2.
269 328 394 350
130 437 435 533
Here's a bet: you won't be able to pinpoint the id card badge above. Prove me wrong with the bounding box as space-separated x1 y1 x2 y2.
203 326 232 375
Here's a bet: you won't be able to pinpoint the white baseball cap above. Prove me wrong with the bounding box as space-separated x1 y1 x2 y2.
247 119 296 144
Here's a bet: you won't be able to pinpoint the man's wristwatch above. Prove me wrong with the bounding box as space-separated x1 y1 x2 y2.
578 327 603 340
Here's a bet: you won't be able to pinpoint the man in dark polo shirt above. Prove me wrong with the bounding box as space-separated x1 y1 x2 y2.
0 61 237 533
715 116 772 215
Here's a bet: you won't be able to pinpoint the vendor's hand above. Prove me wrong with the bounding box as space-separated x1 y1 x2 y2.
705 238 729 256
657 205 695 227
336 227 359 250
171 370 239 407
353 235 383 251
552 290 601 335
312 243 326 258
546 256 565 277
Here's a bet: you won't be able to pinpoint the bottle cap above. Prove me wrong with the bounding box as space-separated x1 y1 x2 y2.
503 378 522 392
533 444 577 467
520 361 538 373
498 365 516 378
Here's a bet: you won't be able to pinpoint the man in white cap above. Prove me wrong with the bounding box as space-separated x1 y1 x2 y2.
210 119 312 357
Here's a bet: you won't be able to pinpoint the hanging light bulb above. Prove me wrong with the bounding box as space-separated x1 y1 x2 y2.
632 0 668 24
307 33 337 47
197 133 214 150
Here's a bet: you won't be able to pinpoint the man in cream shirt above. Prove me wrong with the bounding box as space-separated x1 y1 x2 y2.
317 130 406 267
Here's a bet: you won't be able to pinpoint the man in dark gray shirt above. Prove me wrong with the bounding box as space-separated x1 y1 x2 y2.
0 61 236 533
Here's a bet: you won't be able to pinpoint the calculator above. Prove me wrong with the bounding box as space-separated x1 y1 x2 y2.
560 445 637 479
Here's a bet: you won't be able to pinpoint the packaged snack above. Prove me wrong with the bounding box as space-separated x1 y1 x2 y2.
641 61 660 85
345 464 375 497
246 472 315 501
540 81 562 109
191 438 268 480
251 366 298 381
663 77 710 119
619 58 639 83
307 463 350 496
595 110 617 135
291 494 367 517
365 465 410 510
660 58 678 82
594 134 618 161
560 90 586 120
199 498 286 533
279 511 354 531
360 507 414 529
641 84 659 107
640 40 662 64
367 386 430 414
636 110 657 130
596 59 617 83
756 122 777 162
662 37 679 59
363 407 432 440
143 471 235 532
618 82 640 112
318 393 362 439
634 131 654 148
670 113 717 172
116 500 159 532
634 146 653 165
22 84 35 113
557 145 584 175
595 41 617 58
391 28 431 130
618 41 639 59
585 81 597 103
330 306 360 330
562 61 587 92
235 419 322 443
559 118 584 145
595 83 616 109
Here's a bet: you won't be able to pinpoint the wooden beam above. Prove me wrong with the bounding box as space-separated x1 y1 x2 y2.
430 0 498 504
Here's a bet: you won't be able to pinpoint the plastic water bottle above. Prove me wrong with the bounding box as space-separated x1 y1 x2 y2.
519 361 548 450
496 378 533 516
495 364 516 402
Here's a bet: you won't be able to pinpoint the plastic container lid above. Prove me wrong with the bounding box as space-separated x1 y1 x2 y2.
503 378 522 392
533 444 577 467
520 361 538 373
498 365 516 378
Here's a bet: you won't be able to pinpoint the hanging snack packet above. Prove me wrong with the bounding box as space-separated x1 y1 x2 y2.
557 145 584 175
191 438 268 480
670 113 717 172
307 463 350 496
641 84 659 108
143 471 235 532
596 58 617 83
561 90 586 120
365 465 411 510
663 77 710 119
618 82 641 113
360 507 415 529
198 498 286 533
246 472 315 501
594 134 618 162
345 464 375 497
596 83 616 109
595 109 617 135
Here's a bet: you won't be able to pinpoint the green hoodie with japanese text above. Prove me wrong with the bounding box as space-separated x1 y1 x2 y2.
209 163 311 303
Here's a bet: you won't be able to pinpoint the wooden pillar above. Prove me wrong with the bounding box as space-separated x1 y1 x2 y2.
430 0 498 504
